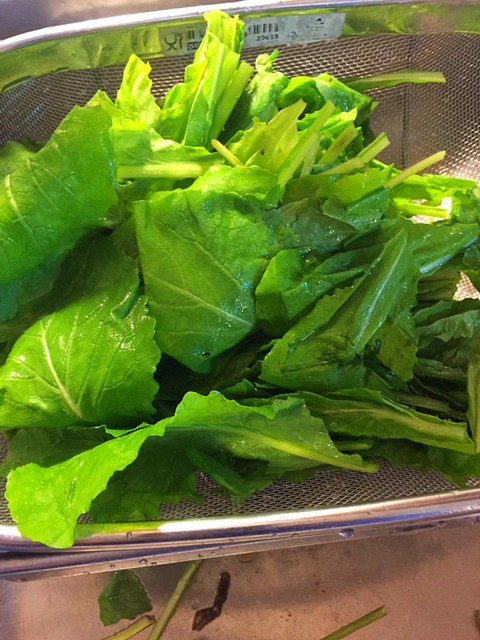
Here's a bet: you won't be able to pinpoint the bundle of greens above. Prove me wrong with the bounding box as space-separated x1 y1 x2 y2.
1 10 480 549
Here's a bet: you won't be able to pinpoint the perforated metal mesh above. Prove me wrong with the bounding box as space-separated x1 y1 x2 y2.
0 31 480 526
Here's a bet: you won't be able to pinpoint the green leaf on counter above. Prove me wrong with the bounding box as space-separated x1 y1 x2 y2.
99 570 153 626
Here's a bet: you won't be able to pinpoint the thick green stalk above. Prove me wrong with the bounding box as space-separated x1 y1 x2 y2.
147 560 203 640
393 198 451 219
345 70 446 91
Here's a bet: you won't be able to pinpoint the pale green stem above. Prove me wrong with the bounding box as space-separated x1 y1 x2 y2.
210 61 254 140
319 606 387 640
278 101 336 187
387 151 446 188
147 560 203 640
336 440 374 452
212 139 243 167
345 70 446 91
102 615 156 640
393 198 450 219
321 133 390 175
319 124 358 166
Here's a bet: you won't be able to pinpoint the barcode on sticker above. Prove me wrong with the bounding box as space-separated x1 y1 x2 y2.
159 13 345 57
244 14 346 47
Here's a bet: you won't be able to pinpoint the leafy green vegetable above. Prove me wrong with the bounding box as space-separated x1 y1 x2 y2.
0 427 109 477
344 70 445 91
225 100 335 188
191 164 281 205
2 9 480 550
99 570 152 626
135 186 273 372
89 437 198 522
0 259 61 324
0 238 160 428
415 299 480 345
371 309 417 382
275 197 360 253
255 248 365 335
0 141 35 180
113 127 222 181
314 73 376 123
300 388 473 452
225 50 288 134
467 334 480 451
92 87 221 182
115 54 162 128
6 392 374 547
262 232 416 391
159 11 252 147
0 106 117 285
346 218 479 275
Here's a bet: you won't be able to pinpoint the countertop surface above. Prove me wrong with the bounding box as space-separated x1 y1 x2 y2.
1 524 479 639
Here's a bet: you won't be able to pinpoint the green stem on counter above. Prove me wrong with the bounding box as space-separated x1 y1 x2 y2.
102 615 156 640
147 560 203 640
319 605 387 640
474 609 480 633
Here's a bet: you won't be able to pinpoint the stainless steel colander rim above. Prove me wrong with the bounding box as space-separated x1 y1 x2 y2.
1 0 480 578
0 0 468 55
2 485 480 551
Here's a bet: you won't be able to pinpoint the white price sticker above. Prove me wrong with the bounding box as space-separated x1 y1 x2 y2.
159 13 345 57
244 13 345 48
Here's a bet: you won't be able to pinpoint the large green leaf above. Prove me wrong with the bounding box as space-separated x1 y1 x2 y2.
0 106 117 285
261 232 416 391
0 238 160 428
0 427 109 477
6 392 374 547
300 388 473 452
0 141 35 180
415 299 480 345
255 248 366 336
135 186 274 372
6 422 164 547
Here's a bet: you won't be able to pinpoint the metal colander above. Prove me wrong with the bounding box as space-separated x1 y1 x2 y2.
1 0 480 580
